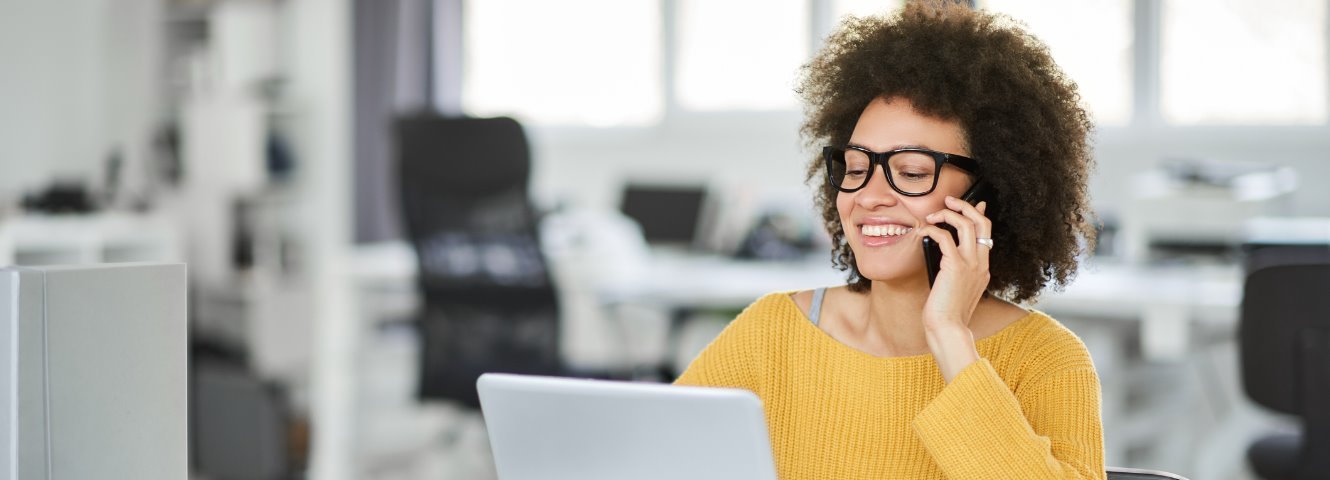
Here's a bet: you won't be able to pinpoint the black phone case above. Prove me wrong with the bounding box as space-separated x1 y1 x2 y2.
923 180 992 287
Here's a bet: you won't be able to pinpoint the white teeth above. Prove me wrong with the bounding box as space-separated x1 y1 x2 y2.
861 224 912 237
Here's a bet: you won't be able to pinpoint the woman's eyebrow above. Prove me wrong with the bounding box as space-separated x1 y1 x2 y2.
846 141 931 152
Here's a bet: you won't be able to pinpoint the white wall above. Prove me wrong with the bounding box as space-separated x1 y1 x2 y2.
0 0 162 202
1092 127 1330 216
279 0 357 479
531 113 810 205
526 118 1330 242
525 112 820 250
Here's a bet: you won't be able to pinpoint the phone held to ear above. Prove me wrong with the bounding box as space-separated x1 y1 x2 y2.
922 180 993 287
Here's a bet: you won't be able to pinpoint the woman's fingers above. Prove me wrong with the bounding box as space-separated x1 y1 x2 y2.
938 196 993 269
969 200 992 269
926 207 978 261
944 196 992 237
919 224 962 262
954 198 992 238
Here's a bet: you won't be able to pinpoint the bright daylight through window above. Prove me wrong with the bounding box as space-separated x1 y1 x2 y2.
981 0 1133 126
1161 0 1327 125
675 0 809 111
462 0 662 127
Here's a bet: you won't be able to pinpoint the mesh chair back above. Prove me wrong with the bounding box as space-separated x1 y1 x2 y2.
396 115 561 407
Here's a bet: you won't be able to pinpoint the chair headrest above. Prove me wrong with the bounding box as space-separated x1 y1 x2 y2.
396 116 531 196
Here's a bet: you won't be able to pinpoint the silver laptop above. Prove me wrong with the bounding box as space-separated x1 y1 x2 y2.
477 373 778 480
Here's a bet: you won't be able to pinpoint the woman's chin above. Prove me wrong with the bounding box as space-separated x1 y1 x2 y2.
856 267 926 286
851 249 926 285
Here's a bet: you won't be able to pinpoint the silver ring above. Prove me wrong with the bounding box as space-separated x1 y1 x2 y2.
977 238 994 249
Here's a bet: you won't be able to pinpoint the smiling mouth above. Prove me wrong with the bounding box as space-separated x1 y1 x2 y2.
860 224 914 238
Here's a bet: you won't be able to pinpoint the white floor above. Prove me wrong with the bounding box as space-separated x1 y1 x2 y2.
354 322 497 480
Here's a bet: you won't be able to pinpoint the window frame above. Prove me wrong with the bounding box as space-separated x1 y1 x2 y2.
1092 0 1330 159
442 0 1330 141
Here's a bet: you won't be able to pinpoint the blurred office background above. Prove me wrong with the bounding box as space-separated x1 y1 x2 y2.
1 0 1328 479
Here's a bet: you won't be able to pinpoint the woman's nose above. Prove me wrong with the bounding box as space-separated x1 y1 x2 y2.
855 165 900 208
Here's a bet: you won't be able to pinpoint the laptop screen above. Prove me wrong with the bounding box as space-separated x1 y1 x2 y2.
619 184 708 248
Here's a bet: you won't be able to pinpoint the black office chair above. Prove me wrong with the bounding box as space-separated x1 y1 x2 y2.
1240 244 1330 480
396 115 563 408
1106 466 1190 480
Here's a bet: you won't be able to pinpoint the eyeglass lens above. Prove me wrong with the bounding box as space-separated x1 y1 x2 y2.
831 149 938 194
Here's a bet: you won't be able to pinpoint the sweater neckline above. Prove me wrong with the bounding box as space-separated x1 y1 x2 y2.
778 293 1041 363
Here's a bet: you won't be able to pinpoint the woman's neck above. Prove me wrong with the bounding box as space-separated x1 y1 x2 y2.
843 276 935 357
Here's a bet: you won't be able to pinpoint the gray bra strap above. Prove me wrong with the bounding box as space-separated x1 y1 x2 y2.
808 287 827 326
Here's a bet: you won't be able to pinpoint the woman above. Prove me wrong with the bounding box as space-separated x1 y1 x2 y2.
674 2 1103 479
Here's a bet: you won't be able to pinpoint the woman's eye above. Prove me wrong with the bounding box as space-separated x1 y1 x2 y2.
898 171 932 181
846 169 868 177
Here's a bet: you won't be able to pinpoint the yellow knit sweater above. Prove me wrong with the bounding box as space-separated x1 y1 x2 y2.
675 292 1105 480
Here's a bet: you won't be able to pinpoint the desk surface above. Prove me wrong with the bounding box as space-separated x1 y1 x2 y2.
352 241 845 309
595 251 846 310
353 241 1241 322
1036 261 1240 325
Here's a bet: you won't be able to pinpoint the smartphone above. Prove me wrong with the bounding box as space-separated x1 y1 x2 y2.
922 180 993 287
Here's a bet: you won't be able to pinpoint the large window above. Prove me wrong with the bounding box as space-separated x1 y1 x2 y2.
1161 0 1327 125
674 0 809 111
462 0 662 127
830 0 905 22
981 0 1133 126
458 0 1330 129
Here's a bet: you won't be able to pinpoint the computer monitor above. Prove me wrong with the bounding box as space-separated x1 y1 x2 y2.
0 263 186 479
618 184 709 249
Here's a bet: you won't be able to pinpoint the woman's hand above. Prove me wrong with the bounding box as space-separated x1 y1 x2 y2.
916 196 993 381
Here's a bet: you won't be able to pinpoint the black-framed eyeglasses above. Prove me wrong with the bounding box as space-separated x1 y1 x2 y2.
823 145 980 196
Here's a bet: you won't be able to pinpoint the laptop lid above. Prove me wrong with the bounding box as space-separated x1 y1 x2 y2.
618 184 710 250
477 374 777 480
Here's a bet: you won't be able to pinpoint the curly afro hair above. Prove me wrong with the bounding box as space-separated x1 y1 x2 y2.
797 0 1096 304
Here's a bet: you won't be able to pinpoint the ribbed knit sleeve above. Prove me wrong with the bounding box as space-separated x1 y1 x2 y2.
911 355 1105 479
673 298 768 393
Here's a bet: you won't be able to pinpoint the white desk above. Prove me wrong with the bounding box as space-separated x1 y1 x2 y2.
1039 261 1240 323
351 241 1243 323
595 251 846 310
352 241 1242 362
353 241 844 308
1037 261 1241 361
